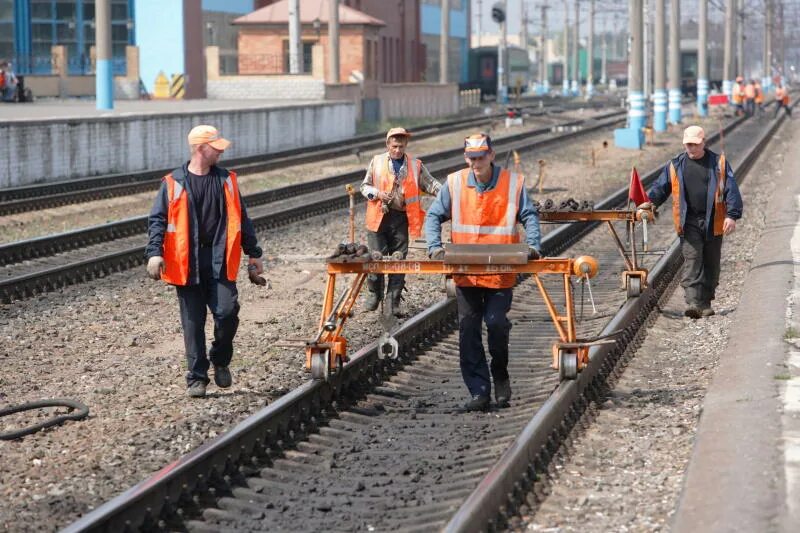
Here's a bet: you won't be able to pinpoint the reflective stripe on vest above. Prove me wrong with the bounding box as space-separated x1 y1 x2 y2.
160 171 243 286
448 167 522 288
669 162 682 236
364 153 425 238
713 154 726 237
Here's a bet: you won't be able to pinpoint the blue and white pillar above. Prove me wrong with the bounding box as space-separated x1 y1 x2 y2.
697 78 709 117
722 79 733 100
653 89 667 131
668 88 681 124
562 77 570 96
95 0 113 110
629 91 647 131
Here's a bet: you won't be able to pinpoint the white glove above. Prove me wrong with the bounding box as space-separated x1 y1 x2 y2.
147 256 164 280
636 202 653 210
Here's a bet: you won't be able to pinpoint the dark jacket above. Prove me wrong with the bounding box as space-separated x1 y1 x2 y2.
648 149 743 237
145 164 262 285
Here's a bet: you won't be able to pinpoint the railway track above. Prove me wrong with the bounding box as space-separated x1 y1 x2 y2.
0 110 628 304
60 109 784 533
0 98 618 215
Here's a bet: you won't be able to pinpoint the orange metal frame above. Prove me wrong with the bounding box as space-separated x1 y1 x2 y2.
305 258 594 377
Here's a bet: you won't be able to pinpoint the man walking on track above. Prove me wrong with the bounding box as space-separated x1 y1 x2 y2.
146 125 265 398
360 127 442 317
425 133 541 412
642 125 743 319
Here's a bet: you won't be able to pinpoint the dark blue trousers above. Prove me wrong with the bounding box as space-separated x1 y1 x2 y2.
175 249 240 385
455 286 513 397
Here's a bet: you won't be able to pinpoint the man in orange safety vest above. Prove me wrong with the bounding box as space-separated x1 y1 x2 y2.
425 133 541 412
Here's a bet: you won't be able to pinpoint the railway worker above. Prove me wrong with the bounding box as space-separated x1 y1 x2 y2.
145 125 265 398
743 79 756 116
360 127 443 317
425 133 541 412
754 80 765 115
641 125 743 319
731 77 745 116
774 82 791 118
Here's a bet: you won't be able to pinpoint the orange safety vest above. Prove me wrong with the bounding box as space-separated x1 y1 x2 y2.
731 84 744 104
776 87 789 105
668 155 726 237
755 85 764 104
744 83 756 99
365 153 425 238
448 167 523 288
161 171 242 286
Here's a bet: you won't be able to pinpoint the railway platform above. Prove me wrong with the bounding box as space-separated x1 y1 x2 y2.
671 116 800 532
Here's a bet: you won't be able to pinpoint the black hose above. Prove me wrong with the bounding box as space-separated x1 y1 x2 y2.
0 399 89 440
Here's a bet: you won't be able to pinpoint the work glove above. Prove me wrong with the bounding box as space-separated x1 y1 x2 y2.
528 247 541 260
429 247 446 261
636 201 657 221
146 256 164 280
248 257 267 286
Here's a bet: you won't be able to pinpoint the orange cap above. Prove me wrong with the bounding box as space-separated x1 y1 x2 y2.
464 133 492 157
682 125 705 144
735 76 744 83
386 127 411 140
188 125 231 151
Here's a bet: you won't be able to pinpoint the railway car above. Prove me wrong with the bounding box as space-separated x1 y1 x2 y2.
680 41 725 96
462 46 532 99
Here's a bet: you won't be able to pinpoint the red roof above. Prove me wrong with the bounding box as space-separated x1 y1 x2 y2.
234 0 385 27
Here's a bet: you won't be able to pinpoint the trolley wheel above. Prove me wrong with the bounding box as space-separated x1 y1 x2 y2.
445 277 456 298
558 350 578 381
311 350 330 381
626 276 642 298
335 355 344 374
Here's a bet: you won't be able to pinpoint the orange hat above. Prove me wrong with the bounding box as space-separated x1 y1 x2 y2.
187 125 230 151
682 125 705 144
735 76 744 83
386 127 411 140
464 133 492 157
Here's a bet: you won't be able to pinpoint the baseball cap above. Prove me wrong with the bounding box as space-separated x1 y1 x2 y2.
682 125 705 144
735 76 744 83
464 133 492 158
188 125 231 151
386 127 411 140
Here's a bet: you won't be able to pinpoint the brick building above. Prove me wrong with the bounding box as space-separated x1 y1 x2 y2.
238 0 424 83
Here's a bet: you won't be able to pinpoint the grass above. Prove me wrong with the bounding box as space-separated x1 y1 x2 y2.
784 326 800 340
774 373 793 380
355 112 480 136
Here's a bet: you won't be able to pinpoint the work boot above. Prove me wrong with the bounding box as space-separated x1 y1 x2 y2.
214 365 232 388
494 379 512 408
387 287 403 317
187 381 207 398
684 306 702 319
463 394 490 412
364 291 381 311
700 305 715 317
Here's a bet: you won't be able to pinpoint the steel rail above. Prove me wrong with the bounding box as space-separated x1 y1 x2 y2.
443 103 794 533
0 110 626 268
0 113 628 303
0 98 614 214
60 109 760 533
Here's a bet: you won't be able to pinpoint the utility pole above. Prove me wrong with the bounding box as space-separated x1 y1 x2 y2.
563 0 570 95
723 0 735 97
777 0 785 79
521 0 528 49
572 0 579 95
586 0 594 97
643 0 650 104
496 1 508 103
95 0 112 109
653 0 666 130
601 14 607 85
288 0 303 74
328 0 340 83
697 0 708 116
615 0 645 148
477 0 482 47
540 2 550 93
764 0 772 89
736 0 744 78
440 0 450 83
667 0 681 124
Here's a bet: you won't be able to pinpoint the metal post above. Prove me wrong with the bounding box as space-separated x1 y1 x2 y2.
521 0 528 52
440 0 450 83
563 0 570 95
329 0 340 83
653 0 666 129
498 1 508 103
697 0 709 116
667 0 681 124
777 0 784 80
540 2 550 94
601 15 607 85
288 0 303 74
736 0 744 78
572 0 579 95
643 0 649 103
95 0 113 110
477 0 482 47
723 0 735 97
586 0 594 97
764 0 772 90
629 0 645 131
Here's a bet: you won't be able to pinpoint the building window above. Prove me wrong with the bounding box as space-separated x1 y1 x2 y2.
282 40 313 74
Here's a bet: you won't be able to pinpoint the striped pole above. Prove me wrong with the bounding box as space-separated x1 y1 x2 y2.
629 91 647 131
653 90 667 130
697 0 708 117
667 0 681 124
653 0 666 130
95 0 113 110
697 78 709 117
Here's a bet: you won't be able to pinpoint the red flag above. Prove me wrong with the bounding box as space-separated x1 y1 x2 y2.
628 166 650 205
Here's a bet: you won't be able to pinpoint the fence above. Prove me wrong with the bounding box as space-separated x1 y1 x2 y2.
459 88 481 109
12 54 127 76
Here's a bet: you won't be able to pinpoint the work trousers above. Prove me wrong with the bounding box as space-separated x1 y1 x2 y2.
774 102 792 118
175 248 240 385
366 209 409 295
456 286 513 397
744 99 755 116
680 219 723 308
